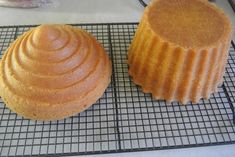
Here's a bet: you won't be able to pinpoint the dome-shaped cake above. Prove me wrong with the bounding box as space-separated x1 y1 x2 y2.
0 24 112 120
128 0 232 104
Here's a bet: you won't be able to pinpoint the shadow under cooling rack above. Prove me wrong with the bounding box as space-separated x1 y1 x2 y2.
0 23 235 156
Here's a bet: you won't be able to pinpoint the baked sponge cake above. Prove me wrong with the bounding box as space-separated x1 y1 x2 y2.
128 0 232 104
0 24 112 120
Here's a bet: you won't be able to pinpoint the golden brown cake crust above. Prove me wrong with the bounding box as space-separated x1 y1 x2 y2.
147 0 231 48
0 24 112 120
148 0 232 49
128 0 232 104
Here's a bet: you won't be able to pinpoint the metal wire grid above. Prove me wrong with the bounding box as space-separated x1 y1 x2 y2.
224 42 235 123
0 24 119 156
0 23 234 156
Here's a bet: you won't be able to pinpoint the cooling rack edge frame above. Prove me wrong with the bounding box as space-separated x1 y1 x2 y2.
0 22 235 157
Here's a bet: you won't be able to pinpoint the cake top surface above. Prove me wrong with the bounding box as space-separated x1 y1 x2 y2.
32 24 73 52
147 0 231 48
33 25 61 48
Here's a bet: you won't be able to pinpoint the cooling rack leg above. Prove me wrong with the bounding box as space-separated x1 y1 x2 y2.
232 109 235 125
233 108 235 125
232 107 235 125
222 84 235 125
234 112 235 124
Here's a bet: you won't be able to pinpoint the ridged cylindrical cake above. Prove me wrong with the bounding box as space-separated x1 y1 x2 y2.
0 24 112 120
128 0 232 104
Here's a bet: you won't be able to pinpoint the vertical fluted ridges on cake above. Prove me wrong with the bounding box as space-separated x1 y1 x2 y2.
0 24 112 120
128 0 232 104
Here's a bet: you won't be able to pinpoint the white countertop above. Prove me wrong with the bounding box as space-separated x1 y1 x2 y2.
0 0 143 25
0 0 234 157
0 0 234 40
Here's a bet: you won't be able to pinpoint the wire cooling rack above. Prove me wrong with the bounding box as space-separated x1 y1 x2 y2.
0 23 235 156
